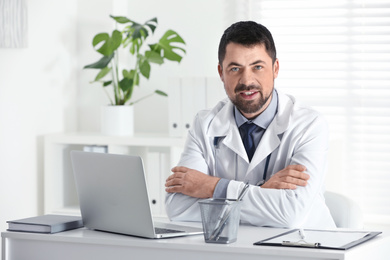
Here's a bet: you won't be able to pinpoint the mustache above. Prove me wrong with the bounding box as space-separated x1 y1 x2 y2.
234 84 261 93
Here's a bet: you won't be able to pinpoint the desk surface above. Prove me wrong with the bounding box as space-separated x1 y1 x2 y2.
2 223 389 260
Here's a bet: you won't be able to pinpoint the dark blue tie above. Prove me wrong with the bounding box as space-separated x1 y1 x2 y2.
240 122 258 161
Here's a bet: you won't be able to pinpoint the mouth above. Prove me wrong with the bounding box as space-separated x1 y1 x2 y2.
239 90 259 100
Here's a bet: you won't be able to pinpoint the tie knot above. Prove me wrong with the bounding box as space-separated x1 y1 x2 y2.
240 122 258 135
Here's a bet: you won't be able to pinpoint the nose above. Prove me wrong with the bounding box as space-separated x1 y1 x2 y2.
239 68 255 86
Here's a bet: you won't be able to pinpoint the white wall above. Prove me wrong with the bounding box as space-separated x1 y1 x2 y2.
0 0 78 240
0 0 227 253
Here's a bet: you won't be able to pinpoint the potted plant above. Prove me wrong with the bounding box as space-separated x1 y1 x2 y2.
84 15 186 135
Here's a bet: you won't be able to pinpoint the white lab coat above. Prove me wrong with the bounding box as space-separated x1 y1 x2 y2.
165 91 336 229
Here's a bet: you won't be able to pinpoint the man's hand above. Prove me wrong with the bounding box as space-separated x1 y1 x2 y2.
165 166 220 198
261 165 309 189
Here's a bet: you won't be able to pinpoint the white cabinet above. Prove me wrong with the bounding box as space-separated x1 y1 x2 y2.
44 132 185 217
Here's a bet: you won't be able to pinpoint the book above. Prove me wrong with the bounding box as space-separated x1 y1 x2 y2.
7 214 83 234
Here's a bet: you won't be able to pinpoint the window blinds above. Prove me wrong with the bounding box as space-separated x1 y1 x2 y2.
225 0 390 223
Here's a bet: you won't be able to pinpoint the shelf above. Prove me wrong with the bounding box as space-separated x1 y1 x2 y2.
45 132 186 147
43 132 186 217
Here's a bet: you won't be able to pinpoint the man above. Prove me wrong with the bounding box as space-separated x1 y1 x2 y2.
165 21 335 229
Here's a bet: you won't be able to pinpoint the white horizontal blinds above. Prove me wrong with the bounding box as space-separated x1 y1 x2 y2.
239 0 390 223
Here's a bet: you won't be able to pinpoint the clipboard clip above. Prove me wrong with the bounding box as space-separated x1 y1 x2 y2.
282 240 321 248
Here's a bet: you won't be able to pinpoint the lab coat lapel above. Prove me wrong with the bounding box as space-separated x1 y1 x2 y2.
247 125 280 173
222 126 247 161
207 100 248 161
247 91 293 173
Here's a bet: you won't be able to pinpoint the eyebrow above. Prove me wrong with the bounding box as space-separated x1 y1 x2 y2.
250 60 266 66
226 60 266 68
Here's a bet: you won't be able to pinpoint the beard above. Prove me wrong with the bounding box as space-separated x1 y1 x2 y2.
229 83 273 115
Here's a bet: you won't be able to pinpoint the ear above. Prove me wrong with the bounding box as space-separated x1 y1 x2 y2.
273 58 279 79
218 64 224 82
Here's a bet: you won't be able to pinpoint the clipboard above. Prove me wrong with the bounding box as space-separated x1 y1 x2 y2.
254 229 382 250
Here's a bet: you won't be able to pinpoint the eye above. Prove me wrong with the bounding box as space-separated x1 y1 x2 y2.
254 65 262 70
231 67 239 72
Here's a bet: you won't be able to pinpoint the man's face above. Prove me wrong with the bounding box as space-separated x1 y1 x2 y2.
218 43 279 119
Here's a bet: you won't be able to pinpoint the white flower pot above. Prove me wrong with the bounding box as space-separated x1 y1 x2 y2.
101 105 134 136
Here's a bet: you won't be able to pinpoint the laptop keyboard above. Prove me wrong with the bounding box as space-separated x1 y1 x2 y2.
155 227 185 234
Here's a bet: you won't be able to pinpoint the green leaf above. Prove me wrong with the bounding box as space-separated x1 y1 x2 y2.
92 33 111 56
122 70 139 86
110 15 132 24
122 69 131 79
93 30 122 56
94 67 111 81
128 38 142 55
119 77 133 92
131 18 157 39
122 17 158 55
155 90 168 96
145 50 164 65
92 33 109 47
133 71 140 86
123 69 139 86
139 59 151 79
144 17 158 33
122 69 139 86
111 30 122 50
84 54 114 69
103 81 112 87
149 30 186 62
130 22 147 39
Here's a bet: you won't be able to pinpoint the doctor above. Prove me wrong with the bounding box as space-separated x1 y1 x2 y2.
165 21 335 229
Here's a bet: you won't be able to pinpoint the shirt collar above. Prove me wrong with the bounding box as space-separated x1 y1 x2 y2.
234 89 278 129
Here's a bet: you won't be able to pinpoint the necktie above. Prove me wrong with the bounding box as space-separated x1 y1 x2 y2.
240 122 258 161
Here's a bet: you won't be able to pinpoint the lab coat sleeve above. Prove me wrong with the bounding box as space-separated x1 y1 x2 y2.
227 113 332 228
165 113 210 222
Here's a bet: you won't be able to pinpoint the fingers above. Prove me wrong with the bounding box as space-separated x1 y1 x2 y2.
261 164 309 190
165 168 185 194
284 164 307 174
281 165 310 180
165 184 182 194
165 166 188 183
165 166 219 198
171 166 188 173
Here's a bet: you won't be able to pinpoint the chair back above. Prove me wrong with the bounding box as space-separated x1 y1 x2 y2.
324 191 364 228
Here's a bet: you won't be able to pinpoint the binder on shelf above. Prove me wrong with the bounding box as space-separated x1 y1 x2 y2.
168 77 210 138
205 77 226 109
181 77 207 135
83 145 107 153
159 152 169 215
254 229 382 250
168 77 183 137
7 214 83 234
146 152 162 215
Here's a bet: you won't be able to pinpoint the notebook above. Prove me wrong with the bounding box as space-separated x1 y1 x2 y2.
70 150 203 239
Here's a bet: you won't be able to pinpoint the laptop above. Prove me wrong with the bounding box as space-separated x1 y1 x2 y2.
70 150 203 239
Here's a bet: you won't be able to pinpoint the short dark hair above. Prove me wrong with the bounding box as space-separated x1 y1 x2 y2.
218 21 277 66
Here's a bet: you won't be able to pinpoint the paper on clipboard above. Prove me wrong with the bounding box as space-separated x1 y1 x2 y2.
254 229 382 250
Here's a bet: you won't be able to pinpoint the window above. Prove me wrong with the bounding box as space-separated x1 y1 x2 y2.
225 0 390 224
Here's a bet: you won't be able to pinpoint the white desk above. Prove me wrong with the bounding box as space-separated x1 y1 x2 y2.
2 224 389 260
